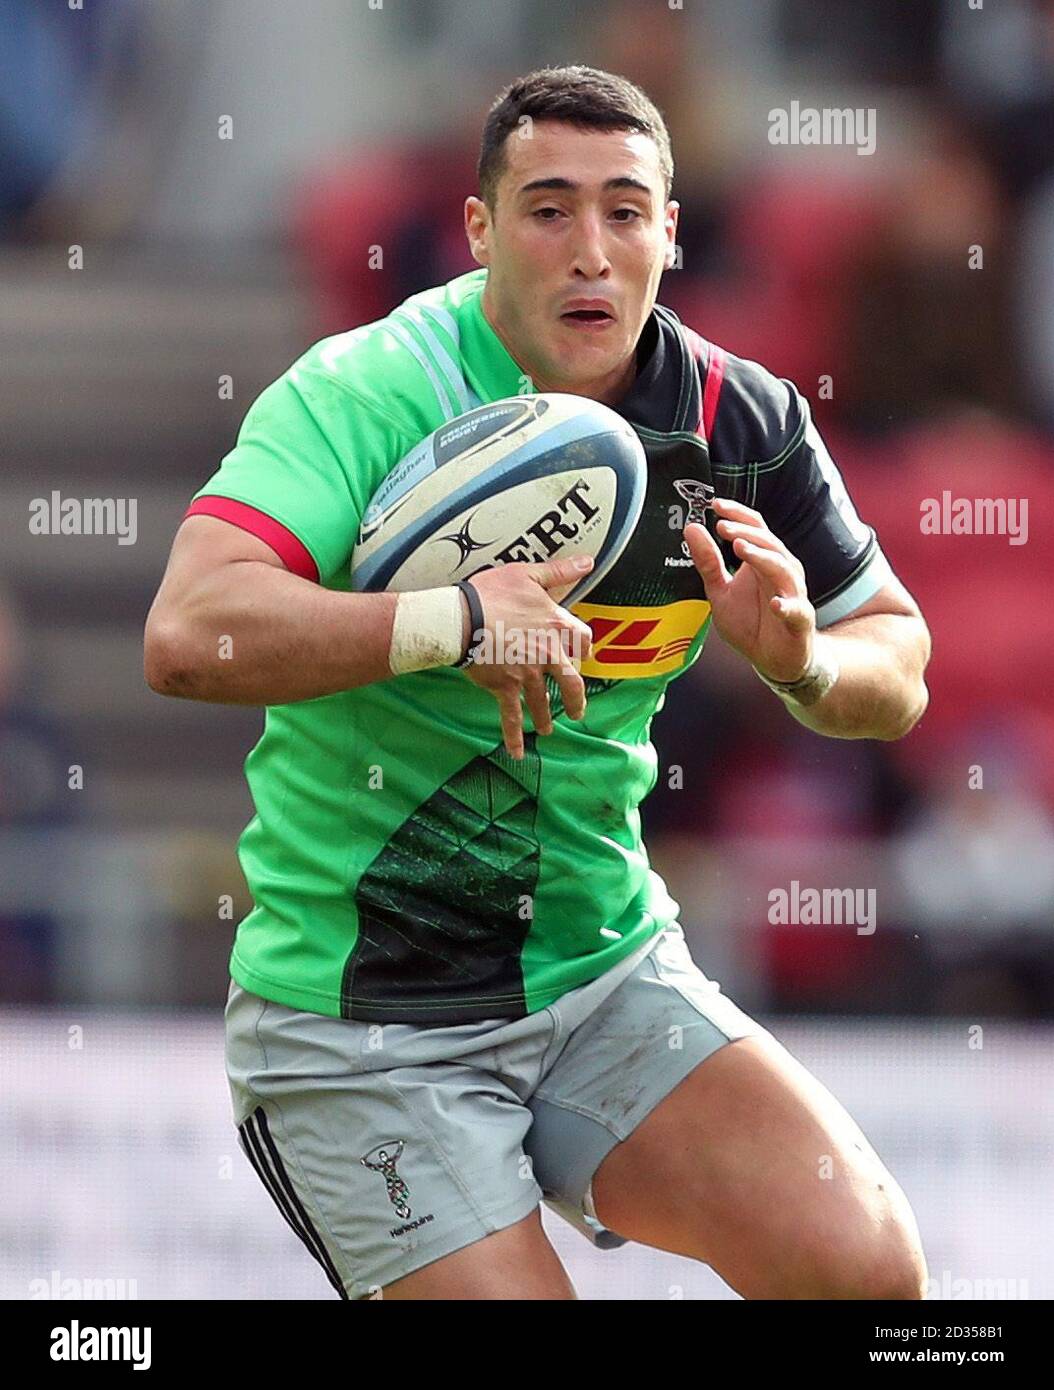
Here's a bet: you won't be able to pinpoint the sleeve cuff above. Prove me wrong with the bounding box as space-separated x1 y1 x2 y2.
185 496 320 582
814 546 893 628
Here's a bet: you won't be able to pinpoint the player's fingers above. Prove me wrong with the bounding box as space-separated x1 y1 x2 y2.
521 667 553 736
528 554 594 600
732 538 801 597
553 607 594 661
683 522 732 594
715 519 804 573
710 497 766 527
770 594 815 635
549 658 587 721
493 680 526 760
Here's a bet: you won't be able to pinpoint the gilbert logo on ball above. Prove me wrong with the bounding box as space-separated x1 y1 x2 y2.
350 394 647 606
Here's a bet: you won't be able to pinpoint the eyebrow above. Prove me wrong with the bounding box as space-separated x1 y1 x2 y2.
517 176 653 197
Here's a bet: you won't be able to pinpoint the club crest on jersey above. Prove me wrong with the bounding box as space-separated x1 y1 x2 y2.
672 478 715 560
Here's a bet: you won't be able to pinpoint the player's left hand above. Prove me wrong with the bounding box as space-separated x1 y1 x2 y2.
684 498 816 683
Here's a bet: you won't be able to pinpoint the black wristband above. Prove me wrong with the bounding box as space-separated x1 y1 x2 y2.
453 579 486 667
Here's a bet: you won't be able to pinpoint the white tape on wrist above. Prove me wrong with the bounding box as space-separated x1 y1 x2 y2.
388 587 465 675
754 646 840 707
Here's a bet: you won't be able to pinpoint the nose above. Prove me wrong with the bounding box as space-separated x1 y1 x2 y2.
569 208 611 281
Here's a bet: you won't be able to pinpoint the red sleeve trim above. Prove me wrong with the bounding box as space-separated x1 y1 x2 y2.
702 343 727 442
184 497 320 583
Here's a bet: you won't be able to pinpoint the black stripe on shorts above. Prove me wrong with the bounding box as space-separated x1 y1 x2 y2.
238 1106 349 1299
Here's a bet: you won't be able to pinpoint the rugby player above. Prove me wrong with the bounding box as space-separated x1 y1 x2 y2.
144 66 932 1300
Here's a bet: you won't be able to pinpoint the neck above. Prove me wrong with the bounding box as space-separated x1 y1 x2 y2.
532 353 638 407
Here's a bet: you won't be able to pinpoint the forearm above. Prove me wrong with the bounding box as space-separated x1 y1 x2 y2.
776 615 931 741
145 561 403 704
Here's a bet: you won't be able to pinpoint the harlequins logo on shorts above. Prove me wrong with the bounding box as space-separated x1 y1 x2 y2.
360 1140 436 1239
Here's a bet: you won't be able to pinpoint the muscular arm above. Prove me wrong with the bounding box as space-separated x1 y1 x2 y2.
144 516 593 742
144 516 402 703
777 581 931 741
671 351 933 741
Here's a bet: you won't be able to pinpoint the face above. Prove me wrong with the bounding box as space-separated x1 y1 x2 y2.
465 121 678 405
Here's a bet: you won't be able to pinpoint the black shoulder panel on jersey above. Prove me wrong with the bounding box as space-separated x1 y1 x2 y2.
613 308 883 641
678 345 879 617
707 351 805 477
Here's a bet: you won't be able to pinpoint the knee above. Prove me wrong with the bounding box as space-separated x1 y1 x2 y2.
853 1231 929 1301
826 1206 929 1301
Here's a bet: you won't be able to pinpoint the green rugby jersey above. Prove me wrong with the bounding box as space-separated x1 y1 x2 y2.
188 266 889 1021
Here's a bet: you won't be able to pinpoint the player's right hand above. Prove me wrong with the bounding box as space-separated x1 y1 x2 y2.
457 555 595 760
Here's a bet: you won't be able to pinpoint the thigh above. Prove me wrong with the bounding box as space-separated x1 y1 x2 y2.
225 983 548 1299
381 1209 576 1300
525 924 765 1242
591 1028 927 1299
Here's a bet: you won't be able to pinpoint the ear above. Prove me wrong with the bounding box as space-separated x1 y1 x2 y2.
663 201 680 269
464 196 491 268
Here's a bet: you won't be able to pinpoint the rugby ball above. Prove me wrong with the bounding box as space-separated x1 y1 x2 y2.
349 394 646 605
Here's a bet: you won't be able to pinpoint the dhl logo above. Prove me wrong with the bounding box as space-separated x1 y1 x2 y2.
569 599 711 679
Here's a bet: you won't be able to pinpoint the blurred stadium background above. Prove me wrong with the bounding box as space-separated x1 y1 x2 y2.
2 0 1052 1299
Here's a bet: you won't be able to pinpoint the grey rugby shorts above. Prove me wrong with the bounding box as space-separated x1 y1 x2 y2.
224 921 768 1298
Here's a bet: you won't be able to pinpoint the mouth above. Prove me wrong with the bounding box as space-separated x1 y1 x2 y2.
559 306 616 330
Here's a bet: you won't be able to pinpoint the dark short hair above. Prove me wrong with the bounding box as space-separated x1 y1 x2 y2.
478 64 674 209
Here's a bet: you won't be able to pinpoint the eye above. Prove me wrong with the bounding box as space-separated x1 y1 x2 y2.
532 206 563 220
611 207 642 222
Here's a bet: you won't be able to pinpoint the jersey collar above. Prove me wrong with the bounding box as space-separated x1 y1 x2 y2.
457 271 531 403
